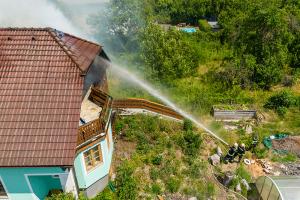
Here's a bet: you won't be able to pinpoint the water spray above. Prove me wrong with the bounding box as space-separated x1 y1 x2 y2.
107 59 229 146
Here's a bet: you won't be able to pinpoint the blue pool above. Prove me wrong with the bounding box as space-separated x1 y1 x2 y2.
180 27 197 33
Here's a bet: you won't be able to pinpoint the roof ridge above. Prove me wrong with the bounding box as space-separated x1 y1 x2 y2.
47 28 84 74
0 27 101 46
64 32 101 48
0 27 48 31
0 27 101 74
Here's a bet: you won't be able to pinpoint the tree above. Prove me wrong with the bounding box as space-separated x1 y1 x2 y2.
153 0 217 24
141 23 199 82
286 4 300 69
290 32 300 68
88 0 146 53
219 0 292 89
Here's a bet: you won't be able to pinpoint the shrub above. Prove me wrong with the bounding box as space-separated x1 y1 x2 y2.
236 165 251 182
255 147 268 159
151 183 162 194
183 119 193 131
198 19 211 32
152 154 163 165
161 158 180 177
239 135 252 149
150 168 160 180
264 91 297 117
178 130 202 157
185 159 207 178
206 182 216 198
166 177 181 193
276 106 288 117
136 132 151 153
229 177 240 190
46 193 74 200
115 161 137 200
114 119 125 134
265 91 296 108
143 116 159 133
93 187 116 200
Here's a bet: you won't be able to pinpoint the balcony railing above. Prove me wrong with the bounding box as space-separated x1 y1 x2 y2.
77 86 113 146
77 118 104 146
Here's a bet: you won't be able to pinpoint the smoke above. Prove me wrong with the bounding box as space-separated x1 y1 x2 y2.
0 0 83 37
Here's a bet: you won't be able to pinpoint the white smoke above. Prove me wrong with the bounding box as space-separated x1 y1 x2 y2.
0 0 83 37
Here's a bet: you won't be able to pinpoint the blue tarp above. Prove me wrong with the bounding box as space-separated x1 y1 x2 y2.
263 133 289 154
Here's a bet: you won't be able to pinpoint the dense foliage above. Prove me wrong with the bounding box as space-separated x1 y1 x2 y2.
115 161 137 200
96 0 300 90
141 24 200 82
264 90 298 116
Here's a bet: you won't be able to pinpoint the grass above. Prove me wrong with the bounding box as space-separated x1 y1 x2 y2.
256 108 300 138
107 29 300 169
111 114 220 199
271 152 298 163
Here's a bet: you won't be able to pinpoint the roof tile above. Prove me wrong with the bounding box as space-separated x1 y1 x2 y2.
0 27 102 167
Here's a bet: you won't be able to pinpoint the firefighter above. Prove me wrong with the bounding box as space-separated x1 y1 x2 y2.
224 143 238 163
250 134 259 153
237 143 246 162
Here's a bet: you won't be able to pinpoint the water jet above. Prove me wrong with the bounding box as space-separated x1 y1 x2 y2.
106 59 229 146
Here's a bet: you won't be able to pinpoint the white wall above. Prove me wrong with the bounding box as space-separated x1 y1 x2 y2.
59 169 78 198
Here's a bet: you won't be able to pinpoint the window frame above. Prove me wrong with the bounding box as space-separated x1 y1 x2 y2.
83 144 103 172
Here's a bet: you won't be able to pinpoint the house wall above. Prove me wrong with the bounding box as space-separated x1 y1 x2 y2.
28 175 62 200
74 123 114 194
59 169 78 198
0 167 67 200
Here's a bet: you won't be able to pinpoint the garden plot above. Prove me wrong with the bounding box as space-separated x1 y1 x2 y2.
272 136 300 157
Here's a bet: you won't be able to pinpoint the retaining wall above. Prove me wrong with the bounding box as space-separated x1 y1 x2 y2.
213 110 257 120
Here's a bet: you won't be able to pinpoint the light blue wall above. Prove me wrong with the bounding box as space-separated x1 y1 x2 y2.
28 175 62 200
0 167 65 200
74 123 114 189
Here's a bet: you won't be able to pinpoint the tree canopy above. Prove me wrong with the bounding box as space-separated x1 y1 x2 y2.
91 0 300 90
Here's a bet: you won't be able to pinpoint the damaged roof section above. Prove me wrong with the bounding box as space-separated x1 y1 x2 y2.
80 87 102 125
0 28 102 167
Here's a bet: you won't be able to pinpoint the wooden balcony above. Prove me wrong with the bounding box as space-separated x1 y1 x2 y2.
77 86 113 146
77 118 104 146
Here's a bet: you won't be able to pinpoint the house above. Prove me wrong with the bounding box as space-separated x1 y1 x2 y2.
0 28 114 200
207 21 220 31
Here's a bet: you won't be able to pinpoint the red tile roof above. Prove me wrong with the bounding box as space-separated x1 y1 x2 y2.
0 27 102 167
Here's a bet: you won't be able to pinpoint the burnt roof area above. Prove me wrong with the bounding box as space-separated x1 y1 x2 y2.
0 27 102 167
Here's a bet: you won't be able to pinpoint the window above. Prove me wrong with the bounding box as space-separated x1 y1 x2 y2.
0 180 7 199
83 145 103 171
